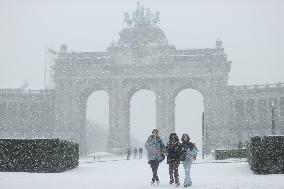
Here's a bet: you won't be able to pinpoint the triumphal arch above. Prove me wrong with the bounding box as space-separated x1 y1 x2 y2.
1 4 283 154
53 5 232 154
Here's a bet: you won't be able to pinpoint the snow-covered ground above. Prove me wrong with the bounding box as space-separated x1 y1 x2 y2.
0 155 283 189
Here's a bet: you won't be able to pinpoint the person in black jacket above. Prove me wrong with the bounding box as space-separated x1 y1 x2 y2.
166 133 182 186
138 147 143 159
133 147 138 159
126 147 132 160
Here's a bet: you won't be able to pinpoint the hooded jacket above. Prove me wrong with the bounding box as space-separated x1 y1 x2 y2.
145 135 165 161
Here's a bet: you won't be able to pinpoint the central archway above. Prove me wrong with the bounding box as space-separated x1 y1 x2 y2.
130 89 156 148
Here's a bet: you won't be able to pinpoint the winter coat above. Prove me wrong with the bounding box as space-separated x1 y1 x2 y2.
133 148 137 153
166 141 182 164
181 142 198 161
126 148 132 155
145 135 165 162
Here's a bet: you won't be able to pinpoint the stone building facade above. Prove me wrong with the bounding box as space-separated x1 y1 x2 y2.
0 89 54 139
229 84 284 142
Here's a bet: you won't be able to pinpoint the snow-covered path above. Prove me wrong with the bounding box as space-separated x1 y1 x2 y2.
0 157 283 189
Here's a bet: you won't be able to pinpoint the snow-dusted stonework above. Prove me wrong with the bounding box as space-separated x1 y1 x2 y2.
228 84 284 142
0 6 284 154
52 25 233 154
0 89 54 138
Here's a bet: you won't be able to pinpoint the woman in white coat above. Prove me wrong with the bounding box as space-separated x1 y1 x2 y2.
180 134 198 187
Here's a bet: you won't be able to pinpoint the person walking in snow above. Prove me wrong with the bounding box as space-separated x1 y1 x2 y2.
126 147 132 160
238 141 243 159
133 147 138 159
138 147 143 159
180 134 198 187
145 129 165 185
166 133 182 186
238 141 243 149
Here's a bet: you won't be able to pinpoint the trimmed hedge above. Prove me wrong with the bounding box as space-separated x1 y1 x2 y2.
0 139 79 173
246 136 284 174
215 149 247 160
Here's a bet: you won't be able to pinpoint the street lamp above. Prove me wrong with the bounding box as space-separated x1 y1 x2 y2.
202 112 204 159
271 101 276 135
202 112 207 159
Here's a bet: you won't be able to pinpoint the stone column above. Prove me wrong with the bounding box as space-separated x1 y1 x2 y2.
55 79 87 153
15 103 19 135
81 102 87 154
71 79 96 155
203 97 212 154
156 83 174 144
107 81 118 151
247 99 257 136
0 102 7 138
75 97 87 155
107 80 130 154
258 98 268 134
277 97 282 135
279 97 284 135
54 80 70 137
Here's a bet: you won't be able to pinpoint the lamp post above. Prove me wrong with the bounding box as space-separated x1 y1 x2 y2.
271 101 276 135
202 112 206 159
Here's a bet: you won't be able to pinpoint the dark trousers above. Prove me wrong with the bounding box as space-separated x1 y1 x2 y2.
169 162 179 183
149 160 160 182
139 152 142 159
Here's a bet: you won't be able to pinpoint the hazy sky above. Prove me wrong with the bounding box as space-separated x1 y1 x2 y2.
1 0 283 149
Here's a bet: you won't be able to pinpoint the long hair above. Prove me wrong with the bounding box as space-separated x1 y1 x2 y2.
181 134 190 143
152 129 159 134
181 134 194 150
168 133 179 143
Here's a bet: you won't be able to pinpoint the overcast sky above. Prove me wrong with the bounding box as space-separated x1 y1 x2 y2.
1 0 283 148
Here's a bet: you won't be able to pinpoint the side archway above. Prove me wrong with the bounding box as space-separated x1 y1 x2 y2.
75 82 110 154
86 90 109 154
174 89 204 157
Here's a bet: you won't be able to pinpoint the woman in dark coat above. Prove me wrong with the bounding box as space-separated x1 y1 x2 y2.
166 133 182 186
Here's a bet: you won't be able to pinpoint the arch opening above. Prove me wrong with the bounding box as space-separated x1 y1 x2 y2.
130 89 156 149
175 88 204 158
85 90 109 154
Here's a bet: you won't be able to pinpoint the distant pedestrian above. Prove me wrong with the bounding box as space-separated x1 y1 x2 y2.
145 129 165 186
180 134 198 187
238 141 243 149
133 147 138 159
138 147 143 159
126 147 132 160
238 141 243 159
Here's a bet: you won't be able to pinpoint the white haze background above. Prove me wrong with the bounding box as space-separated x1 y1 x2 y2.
0 0 284 150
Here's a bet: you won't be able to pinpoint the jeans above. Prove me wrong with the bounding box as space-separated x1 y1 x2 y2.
183 159 193 186
169 162 179 183
149 160 160 182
